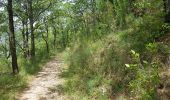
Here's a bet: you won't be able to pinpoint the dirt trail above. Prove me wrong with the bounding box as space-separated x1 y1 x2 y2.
19 58 67 100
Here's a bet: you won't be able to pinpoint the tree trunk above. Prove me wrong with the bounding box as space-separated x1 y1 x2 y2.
164 0 170 23
7 0 19 74
25 20 30 57
24 0 30 58
28 0 35 57
91 0 96 27
22 21 27 58
52 26 57 47
43 21 49 53
42 33 49 53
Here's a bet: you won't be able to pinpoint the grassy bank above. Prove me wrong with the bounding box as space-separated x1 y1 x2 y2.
60 19 170 99
0 43 59 100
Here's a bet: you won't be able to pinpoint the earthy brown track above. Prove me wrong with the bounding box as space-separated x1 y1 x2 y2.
19 58 67 100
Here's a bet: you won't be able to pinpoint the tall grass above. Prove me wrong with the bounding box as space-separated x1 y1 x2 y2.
60 10 166 99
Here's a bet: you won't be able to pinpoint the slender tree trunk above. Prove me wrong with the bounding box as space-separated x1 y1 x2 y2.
7 0 19 74
52 26 57 47
46 25 49 53
25 3 30 57
91 0 96 27
42 33 49 54
23 0 30 58
22 21 27 58
28 0 35 57
163 0 167 13
91 0 97 40
26 20 30 57
164 0 170 23
43 21 49 53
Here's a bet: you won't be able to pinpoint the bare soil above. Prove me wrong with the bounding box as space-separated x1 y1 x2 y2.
19 58 67 100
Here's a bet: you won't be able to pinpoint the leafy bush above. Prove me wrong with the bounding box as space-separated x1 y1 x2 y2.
125 50 160 99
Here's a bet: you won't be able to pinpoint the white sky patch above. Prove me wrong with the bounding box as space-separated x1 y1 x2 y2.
63 0 75 5
0 7 4 11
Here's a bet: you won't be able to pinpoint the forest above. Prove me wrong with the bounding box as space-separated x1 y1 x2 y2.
0 0 170 100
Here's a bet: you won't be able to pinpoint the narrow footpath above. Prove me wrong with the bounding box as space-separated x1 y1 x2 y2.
19 58 67 100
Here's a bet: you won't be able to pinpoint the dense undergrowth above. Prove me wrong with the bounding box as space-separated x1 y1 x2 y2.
60 12 170 100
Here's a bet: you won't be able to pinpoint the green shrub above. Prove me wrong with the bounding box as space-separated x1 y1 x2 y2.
125 50 160 99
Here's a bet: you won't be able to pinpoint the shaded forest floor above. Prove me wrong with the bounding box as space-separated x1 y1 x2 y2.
18 57 67 100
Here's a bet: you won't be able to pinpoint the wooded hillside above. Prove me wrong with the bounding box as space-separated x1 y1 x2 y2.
0 0 170 99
